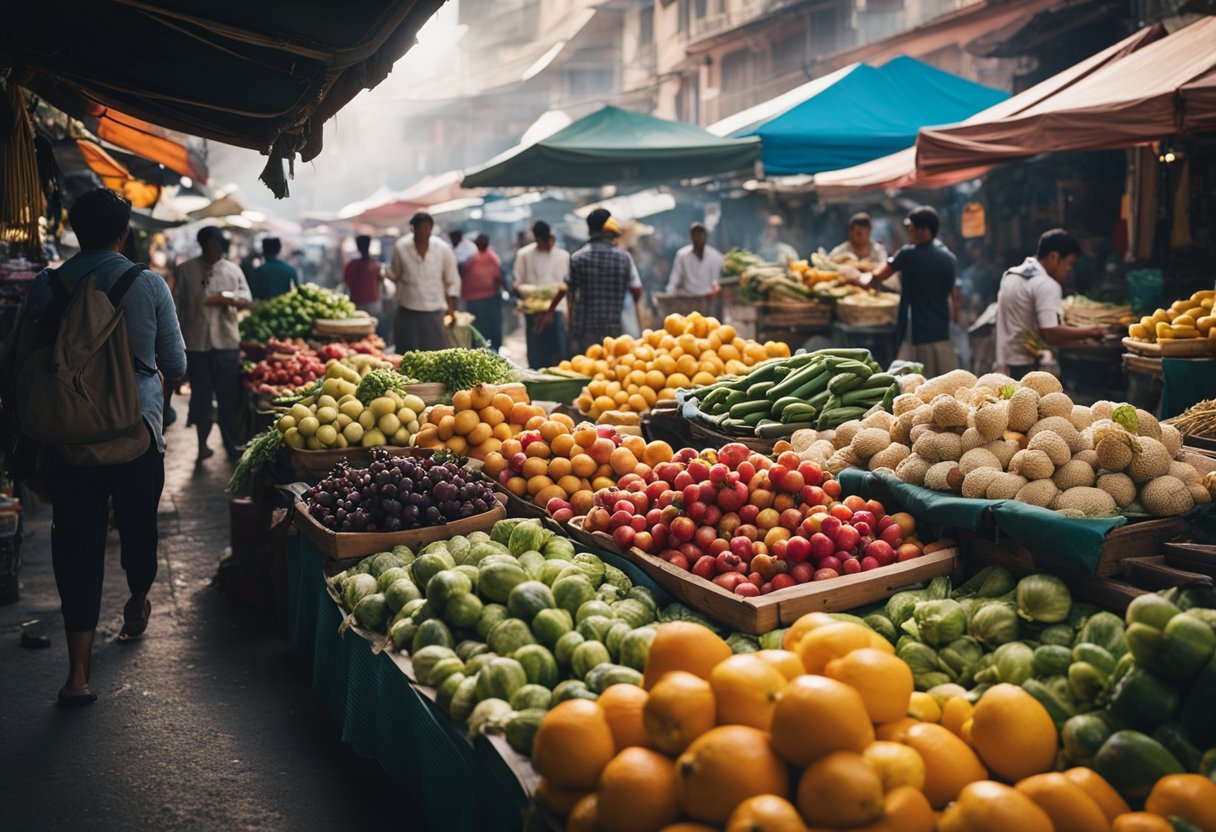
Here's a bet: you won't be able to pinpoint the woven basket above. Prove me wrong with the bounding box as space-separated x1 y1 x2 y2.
757 300 833 329
402 382 447 403
1159 338 1216 358
835 295 899 327
313 316 376 338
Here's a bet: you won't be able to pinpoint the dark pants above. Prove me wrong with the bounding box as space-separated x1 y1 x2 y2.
394 308 450 352
186 349 241 455
526 311 567 369
44 428 165 632
465 296 502 351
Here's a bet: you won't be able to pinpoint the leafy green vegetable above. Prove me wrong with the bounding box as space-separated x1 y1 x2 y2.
953 566 1015 599
1039 624 1077 647
226 428 283 494
939 637 985 685
398 348 516 391
1079 611 1128 658
969 602 1020 649
239 283 358 342
913 599 968 647
992 641 1035 685
1112 403 1139 433
897 640 943 690
1016 574 1072 624
355 368 411 405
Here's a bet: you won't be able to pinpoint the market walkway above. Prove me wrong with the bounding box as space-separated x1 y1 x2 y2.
0 412 425 832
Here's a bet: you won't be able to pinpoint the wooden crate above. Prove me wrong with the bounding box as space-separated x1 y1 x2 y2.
757 300 833 329
285 445 432 483
571 518 955 634
293 494 506 562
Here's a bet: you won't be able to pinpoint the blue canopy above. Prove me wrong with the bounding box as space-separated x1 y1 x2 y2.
737 56 1009 176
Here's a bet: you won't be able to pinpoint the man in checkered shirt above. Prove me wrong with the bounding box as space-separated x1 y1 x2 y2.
535 208 643 356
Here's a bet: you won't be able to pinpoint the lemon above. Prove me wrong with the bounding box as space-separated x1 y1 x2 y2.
335 413 352 429
283 427 304 449
340 400 364 419
370 397 397 418
317 395 337 410
378 413 402 436
358 410 376 430
343 422 364 443
334 434 348 449
289 403 311 422
297 416 320 437
397 407 417 425
315 406 338 424
316 424 338 446
402 394 425 413
361 428 386 447
277 414 296 432
305 435 324 450
392 427 411 446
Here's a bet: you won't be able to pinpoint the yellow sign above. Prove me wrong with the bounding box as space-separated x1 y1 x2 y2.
961 202 986 239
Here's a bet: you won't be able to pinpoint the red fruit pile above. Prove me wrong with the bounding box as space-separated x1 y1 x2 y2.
244 336 392 396
582 444 926 598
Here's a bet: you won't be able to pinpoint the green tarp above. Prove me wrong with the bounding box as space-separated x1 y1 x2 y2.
461 106 761 188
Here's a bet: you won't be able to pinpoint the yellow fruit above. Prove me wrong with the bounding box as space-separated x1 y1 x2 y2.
769 675 874 767
597 683 651 752
676 725 789 825
566 793 598 832
1015 772 1110 832
1063 767 1131 823
862 741 926 793
725 795 807 832
796 622 892 674
709 654 788 730
940 697 974 737
782 612 838 651
1145 774 1216 832
532 699 616 791
1112 812 1175 832
451 389 472 411
899 722 987 809
970 683 1057 782
795 751 885 829
642 622 733 689
874 717 918 743
597 747 681 832
824 648 914 724
754 649 804 681
906 692 941 723
644 671 716 755
535 778 589 817
938 781 1053 832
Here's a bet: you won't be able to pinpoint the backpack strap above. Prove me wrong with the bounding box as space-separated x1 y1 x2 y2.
108 263 147 306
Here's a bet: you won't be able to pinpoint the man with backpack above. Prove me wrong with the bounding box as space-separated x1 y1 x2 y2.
15 188 187 706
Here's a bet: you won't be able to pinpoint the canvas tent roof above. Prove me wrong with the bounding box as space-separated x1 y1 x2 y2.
812 24 1165 193
461 106 760 188
2 1 443 195
723 56 1007 176
916 18 1215 175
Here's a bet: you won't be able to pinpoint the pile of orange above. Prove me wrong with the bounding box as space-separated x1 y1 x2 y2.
528 615 1216 832
562 312 791 421
413 383 548 460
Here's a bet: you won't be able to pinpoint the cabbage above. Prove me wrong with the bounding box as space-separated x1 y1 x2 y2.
1039 624 1076 648
466 698 513 740
343 572 378 610
601 564 633 594
1033 644 1073 678
1078 611 1128 658
1015 574 1072 624
925 576 952 600
992 641 1035 685
864 614 898 645
953 566 1016 599
969 602 1020 649
913 599 968 647
886 591 921 628
508 519 553 557
939 637 985 685
391 544 416 566
352 592 389 631
896 640 943 690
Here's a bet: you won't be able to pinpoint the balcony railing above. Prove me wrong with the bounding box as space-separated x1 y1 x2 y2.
690 0 805 42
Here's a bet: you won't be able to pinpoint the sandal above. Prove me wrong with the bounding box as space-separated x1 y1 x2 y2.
119 597 151 641
57 687 98 708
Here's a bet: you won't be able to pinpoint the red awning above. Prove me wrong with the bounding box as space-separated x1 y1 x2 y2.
916 18 1216 175
813 24 1164 194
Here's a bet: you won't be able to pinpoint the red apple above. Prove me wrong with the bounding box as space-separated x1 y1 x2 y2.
735 460 757 483
674 471 694 490
686 500 708 524
633 531 653 552
852 521 872 538
614 499 636 515
669 516 696 542
877 515 898 531
747 570 763 586
552 507 574 525
679 543 702 563
835 525 861 553
785 535 811 564
651 524 669 551
716 482 747 513
687 460 710 481
790 562 814 584
737 503 760 526
779 508 803 531
769 538 788 560
694 525 718 551
851 510 876 529
864 499 886 520
813 567 840 581
735 582 761 597
666 552 690 571
713 572 745 591
654 462 681 484
809 533 835 562
820 515 842 540
880 524 903 547
798 461 824 487
708 463 730 486
610 509 633 529
708 537 730 555
842 556 862 574
715 551 741 573
719 443 750 470
768 464 789 490
860 555 880 571
692 555 716 579
630 514 647 532
546 497 571 514
612 526 636 548
702 504 722 528
771 573 796 591
818 555 842 573
730 536 754 560
865 539 895 566
646 508 663 527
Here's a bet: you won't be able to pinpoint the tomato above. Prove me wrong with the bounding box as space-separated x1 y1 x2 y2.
713 572 745 591
692 555 715 579
822 479 842 500
694 524 718 551
633 531 654 552
813 568 840 581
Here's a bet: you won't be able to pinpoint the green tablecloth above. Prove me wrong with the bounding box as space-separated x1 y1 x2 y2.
1160 357 1216 419
836 468 1126 574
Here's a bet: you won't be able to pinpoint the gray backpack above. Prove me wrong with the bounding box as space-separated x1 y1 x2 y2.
14 264 149 466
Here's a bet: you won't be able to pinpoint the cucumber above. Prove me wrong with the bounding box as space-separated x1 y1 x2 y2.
1181 651 1216 747
745 380 776 399
1108 667 1181 732
789 369 833 400
728 399 772 418
827 373 864 396
1092 730 1184 803
756 420 813 439
1152 721 1202 772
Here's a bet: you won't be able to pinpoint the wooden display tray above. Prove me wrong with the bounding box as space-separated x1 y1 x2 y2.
294 492 506 562
286 444 431 483
313 316 376 337
570 518 955 634
687 417 776 454
757 300 833 329
1122 337 1161 356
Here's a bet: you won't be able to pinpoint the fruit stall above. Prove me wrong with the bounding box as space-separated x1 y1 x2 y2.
265 314 1216 832
1123 288 1216 420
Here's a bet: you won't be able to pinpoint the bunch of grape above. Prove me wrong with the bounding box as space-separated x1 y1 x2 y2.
305 449 496 533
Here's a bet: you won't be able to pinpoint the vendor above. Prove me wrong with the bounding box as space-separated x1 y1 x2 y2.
830 213 887 267
514 221 570 368
863 206 960 377
994 229 1107 374
758 214 800 267
666 222 723 297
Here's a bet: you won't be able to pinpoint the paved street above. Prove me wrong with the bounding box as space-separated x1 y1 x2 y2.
0 413 423 832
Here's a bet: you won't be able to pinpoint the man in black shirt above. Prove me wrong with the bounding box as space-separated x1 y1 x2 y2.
865 206 960 375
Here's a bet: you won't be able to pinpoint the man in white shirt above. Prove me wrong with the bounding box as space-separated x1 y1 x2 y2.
513 221 570 367
830 212 888 267
667 222 723 297
175 226 252 461
389 212 460 352
995 228 1105 374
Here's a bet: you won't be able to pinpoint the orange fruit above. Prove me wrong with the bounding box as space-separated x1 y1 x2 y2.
874 717 918 742
642 622 733 689
725 795 808 832
1112 813 1175 832
573 426 597 448
906 692 941 723
938 780 1053 832
709 654 788 730
1015 772 1110 832
1145 774 1216 832
644 671 716 755
862 741 926 793
597 683 651 752
796 622 892 674
969 684 1056 782
570 453 597 478
783 611 846 650
535 778 590 816
566 793 598 832
609 447 639 476
867 786 935 832
940 697 974 738
769 675 874 767
899 723 987 809
676 725 789 825
659 824 717 832
539 419 568 442
589 437 617 464
1063 767 1131 822
532 699 616 791
597 747 681 832
824 648 913 724
754 649 804 681
795 751 885 829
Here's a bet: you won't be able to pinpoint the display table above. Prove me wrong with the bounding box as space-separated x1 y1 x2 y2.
1160 357 1216 419
1057 342 1126 401
286 534 532 832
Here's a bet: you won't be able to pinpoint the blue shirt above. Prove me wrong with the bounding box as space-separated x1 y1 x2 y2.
249 258 299 300
25 251 188 452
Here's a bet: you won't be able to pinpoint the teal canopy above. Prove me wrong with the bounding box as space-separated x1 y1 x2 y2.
462 106 761 188
734 56 1009 176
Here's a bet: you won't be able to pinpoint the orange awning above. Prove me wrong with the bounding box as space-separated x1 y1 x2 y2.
76 140 162 208
89 106 209 184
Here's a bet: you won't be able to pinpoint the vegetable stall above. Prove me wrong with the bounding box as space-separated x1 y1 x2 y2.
261 313 1216 832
